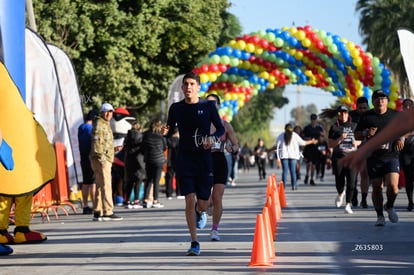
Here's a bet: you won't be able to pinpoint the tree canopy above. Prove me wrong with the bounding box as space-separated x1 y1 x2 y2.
356 0 414 98
32 0 239 116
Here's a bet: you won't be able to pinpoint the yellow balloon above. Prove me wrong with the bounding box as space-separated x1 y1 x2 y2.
302 38 311 47
260 71 269 79
296 30 306 40
250 64 259 72
347 41 355 50
236 40 246 50
241 61 250 70
304 70 313 77
353 57 362 67
290 27 298 35
228 40 237 48
208 72 217 82
200 73 209 83
388 101 396 109
224 93 231 101
246 43 255 53
296 51 304 60
389 91 399 101
390 82 399 93
356 88 363 98
254 47 263 55
288 49 296 56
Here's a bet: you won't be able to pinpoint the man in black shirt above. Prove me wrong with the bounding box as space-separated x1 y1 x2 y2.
355 90 404 226
162 72 224 256
302 114 324 185
349 97 369 208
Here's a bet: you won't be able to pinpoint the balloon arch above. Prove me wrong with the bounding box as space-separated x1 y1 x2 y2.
192 25 400 122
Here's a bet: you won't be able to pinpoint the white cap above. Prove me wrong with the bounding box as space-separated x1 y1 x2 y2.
100 103 114 112
114 138 124 147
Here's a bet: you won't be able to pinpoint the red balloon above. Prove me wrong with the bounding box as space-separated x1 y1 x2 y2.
200 64 209 73
209 64 219 73
260 40 269 49
218 64 227 73
251 35 260 44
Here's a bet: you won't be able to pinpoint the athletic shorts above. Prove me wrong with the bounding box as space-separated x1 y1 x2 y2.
176 152 213 200
366 157 400 179
212 152 228 184
303 145 318 163
81 157 95 185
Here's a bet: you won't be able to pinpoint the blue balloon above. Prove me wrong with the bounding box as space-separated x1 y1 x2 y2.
200 82 209 92
223 46 233 56
232 49 242 58
241 51 251 60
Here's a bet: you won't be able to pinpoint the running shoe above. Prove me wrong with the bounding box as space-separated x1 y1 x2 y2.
152 202 165 208
0 244 13 256
407 202 413 211
375 216 386 226
187 241 200 256
210 230 220 241
133 203 143 209
102 214 123 221
384 204 398 223
143 202 153 208
335 192 345 208
344 204 353 214
92 212 102 222
360 199 368 209
195 206 207 229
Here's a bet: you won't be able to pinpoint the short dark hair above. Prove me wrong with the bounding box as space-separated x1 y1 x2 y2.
403 98 413 105
356 97 368 105
206 93 221 105
182 72 200 85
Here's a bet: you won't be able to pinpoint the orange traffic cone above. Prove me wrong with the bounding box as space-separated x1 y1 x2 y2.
278 181 287 208
248 214 273 266
262 206 276 258
266 176 273 197
272 188 282 221
270 174 276 187
265 196 277 240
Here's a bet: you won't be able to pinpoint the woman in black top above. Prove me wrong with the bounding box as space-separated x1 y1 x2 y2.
322 106 361 214
142 119 167 208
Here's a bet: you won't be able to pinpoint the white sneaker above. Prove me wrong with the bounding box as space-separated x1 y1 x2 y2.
384 204 398 223
152 202 164 208
210 230 220 241
176 196 185 200
133 204 143 209
335 192 345 208
375 216 386 226
344 204 353 214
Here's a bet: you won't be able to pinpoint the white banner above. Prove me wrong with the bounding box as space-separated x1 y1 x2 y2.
398 29 414 95
26 28 83 187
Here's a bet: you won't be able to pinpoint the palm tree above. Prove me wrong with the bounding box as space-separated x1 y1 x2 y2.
356 0 414 98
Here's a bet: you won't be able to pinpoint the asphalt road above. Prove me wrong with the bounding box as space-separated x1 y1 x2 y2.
1 164 413 274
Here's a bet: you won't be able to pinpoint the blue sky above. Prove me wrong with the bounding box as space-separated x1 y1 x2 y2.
228 0 364 128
